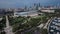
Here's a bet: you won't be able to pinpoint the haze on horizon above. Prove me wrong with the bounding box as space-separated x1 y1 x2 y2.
0 0 60 8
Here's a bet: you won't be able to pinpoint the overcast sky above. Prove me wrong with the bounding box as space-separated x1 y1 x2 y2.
0 0 60 8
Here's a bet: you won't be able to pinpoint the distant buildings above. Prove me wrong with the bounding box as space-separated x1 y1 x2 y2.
0 5 60 17
0 9 14 16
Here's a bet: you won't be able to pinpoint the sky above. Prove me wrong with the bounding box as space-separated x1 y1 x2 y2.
0 0 60 8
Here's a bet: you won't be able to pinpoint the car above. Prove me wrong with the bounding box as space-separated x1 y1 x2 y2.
58 20 60 22
56 32 60 34
52 22 56 25
50 29 54 32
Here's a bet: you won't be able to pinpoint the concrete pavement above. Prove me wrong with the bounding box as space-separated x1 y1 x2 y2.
4 16 14 34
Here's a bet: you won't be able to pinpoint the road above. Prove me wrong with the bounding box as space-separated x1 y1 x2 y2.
43 18 52 29
4 16 14 34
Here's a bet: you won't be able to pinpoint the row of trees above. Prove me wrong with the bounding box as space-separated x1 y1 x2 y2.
0 16 6 34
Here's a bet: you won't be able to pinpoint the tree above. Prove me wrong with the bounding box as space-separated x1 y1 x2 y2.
27 17 41 27
55 9 60 17
0 16 6 34
41 29 48 34
0 17 6 31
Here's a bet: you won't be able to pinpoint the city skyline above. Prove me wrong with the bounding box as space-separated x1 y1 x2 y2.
0 0 60 8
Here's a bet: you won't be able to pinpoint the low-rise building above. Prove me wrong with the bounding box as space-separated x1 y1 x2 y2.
14 10 38 17
41 9 55 13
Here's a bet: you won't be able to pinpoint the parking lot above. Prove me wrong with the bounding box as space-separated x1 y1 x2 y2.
49 17 60 34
